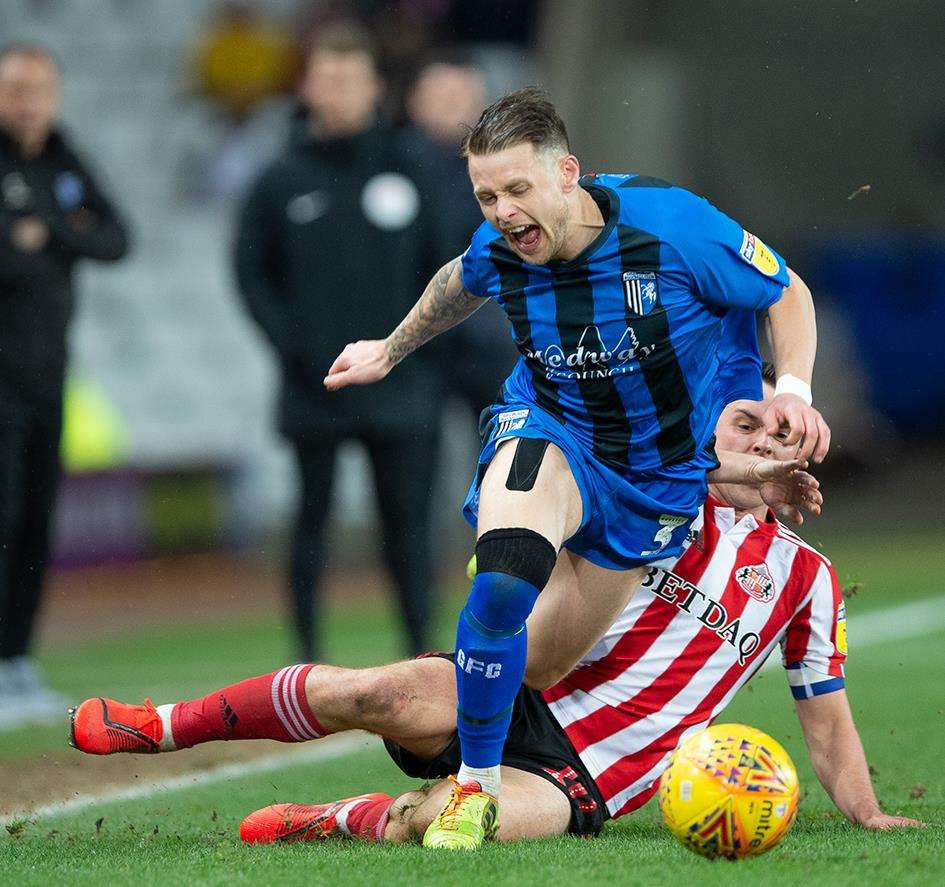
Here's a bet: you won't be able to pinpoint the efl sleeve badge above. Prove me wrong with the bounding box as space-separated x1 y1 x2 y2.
738 230 781 277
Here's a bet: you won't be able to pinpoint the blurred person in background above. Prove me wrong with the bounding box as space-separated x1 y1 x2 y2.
0 44 129 727
404 52 518 416
235 23 441 662
295 2 442 121
192 1 297 123
187 1 299 201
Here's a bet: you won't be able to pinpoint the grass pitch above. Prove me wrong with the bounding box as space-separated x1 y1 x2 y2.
2 529 943 885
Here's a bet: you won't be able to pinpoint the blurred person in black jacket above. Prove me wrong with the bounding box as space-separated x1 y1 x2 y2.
404 53 517 416
235 24 440 661
0 44 129 727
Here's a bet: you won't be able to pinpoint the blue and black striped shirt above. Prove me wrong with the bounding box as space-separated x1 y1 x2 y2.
461 173 789 475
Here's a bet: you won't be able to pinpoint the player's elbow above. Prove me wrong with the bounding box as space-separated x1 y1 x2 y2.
783 267 814 309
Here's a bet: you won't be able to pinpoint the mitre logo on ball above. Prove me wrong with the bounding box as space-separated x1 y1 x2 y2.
658 724 800 860
734 563 774 602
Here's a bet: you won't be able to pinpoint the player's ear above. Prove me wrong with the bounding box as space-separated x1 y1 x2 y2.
560 154 580 192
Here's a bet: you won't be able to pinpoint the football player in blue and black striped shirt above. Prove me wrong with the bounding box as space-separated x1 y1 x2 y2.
324 87 830 849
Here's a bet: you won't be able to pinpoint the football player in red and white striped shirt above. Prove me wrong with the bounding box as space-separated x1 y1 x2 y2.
70 374 922 842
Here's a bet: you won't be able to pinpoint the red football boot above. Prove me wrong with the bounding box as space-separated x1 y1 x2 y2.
69 697 163 754
239 793 392 844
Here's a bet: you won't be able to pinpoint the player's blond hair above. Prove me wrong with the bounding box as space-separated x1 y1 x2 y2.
461 87 570 158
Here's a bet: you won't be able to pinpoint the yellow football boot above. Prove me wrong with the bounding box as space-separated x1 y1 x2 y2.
422 776 498 851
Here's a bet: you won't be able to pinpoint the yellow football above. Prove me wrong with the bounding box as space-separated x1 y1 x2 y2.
658 723 799 859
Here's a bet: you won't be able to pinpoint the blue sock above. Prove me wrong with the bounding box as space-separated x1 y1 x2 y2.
454 570 541 768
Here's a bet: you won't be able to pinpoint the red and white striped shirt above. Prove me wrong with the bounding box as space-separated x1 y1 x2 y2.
543 496 846 819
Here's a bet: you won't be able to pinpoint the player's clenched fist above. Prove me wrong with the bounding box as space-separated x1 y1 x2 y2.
762 394 831 464
323 339 392 390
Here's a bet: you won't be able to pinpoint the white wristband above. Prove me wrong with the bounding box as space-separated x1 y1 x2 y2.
775 374 813 406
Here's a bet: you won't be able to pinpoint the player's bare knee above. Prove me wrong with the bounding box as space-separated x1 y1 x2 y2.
384 787 434 843
403 786 448 840
350 669 412 723
386 782 450 843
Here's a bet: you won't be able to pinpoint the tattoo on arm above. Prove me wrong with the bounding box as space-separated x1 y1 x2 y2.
385 257 485 366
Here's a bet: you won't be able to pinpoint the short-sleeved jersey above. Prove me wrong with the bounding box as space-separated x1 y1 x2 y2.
461 174 789 475
543 496 846 819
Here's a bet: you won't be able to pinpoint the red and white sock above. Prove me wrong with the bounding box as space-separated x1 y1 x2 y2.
162 665 328 750
336 794 396 842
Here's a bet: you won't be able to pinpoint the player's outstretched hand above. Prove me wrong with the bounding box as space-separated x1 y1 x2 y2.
857 812 927 830
762 394 831 464
748 458 822 525
324 340 392 391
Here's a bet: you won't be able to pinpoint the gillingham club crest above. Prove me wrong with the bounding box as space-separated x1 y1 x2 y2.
734 563 775 602
622 271 658 316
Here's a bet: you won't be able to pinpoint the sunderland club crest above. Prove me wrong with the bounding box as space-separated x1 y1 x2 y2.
734 564 774 602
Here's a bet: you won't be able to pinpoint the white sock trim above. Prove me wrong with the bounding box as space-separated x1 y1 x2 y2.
156 704 177 751
334 797 369 835
457 763 501 797
272 665 321 741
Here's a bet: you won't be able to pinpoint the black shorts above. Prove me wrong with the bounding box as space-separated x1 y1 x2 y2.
383 655 609 837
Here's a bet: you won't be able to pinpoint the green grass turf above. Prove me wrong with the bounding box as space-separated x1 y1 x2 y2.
1 531 943 883
2 627 942 885
0 580 464 762
805 527 945 610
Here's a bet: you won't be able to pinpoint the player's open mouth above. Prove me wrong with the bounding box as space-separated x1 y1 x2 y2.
507 224 541 254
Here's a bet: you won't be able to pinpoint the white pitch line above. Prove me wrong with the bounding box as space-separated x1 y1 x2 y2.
6 595 945 826
844 594 945 642
4 732 374 824
761 593 945 671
